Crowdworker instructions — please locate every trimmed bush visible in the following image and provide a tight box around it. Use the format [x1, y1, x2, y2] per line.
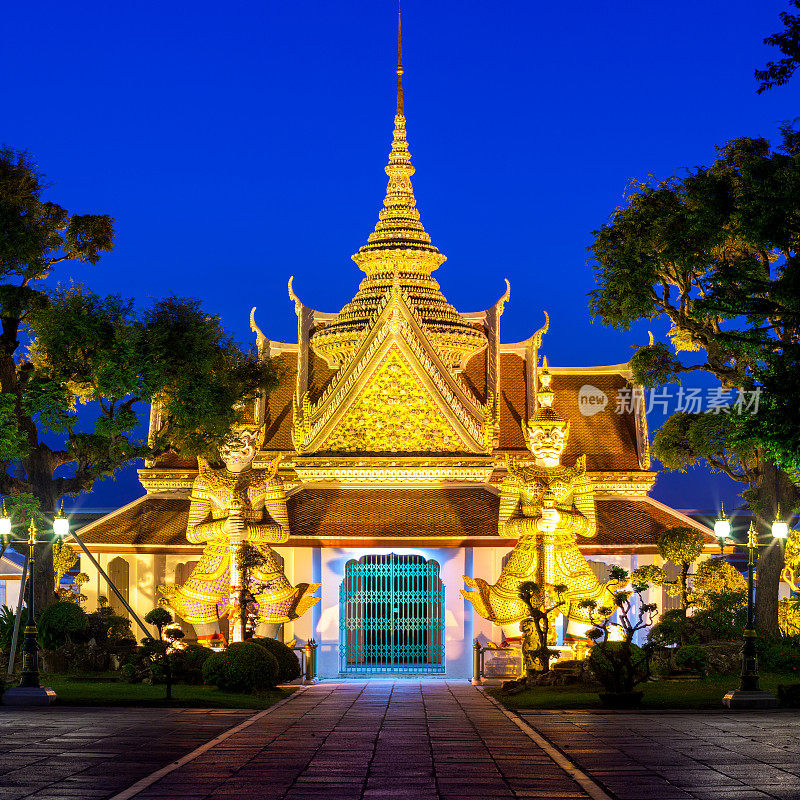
[589, 641, 649, 693]
[673, 644, 709, 675]
[171, 644, 213, 684]
[37, 601, 89, 650]
[201, 641, 279, 693]
[201, 652, 229, 688]
[250, 637, 301, 683]
[647, 609, 688, 648]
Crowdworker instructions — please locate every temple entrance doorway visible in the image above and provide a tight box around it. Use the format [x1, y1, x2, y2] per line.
[339, 553, 445, 674]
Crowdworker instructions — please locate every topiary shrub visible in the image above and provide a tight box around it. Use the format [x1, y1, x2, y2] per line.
[647, 609, 688, 648]
[171, 644, 213, 684]
[250, 637, 301, 683]
[589, 641, 649, 694]
[37, 601, 89, 650]
[201, 641, 279, 693]
[86, 606, 135, 650]
[201, 652, 229, 688]
[673, 644, 709, 675]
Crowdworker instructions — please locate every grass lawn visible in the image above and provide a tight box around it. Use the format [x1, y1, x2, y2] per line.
[14, 674, 295, 709]
[489, 672, 798, 710]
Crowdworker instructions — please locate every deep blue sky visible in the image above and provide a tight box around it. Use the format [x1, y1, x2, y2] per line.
[3, 0, 794, 512]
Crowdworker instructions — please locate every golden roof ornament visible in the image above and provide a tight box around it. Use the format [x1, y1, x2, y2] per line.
[310, 4, 486, 369]
[524, 356, 570, 448]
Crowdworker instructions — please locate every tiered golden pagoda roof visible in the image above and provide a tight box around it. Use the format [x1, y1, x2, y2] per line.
[310, 10, 486, 369]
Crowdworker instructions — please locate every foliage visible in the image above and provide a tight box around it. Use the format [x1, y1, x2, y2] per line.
[652, 413, 758, 483]
[779, 599, 800, 636]
[657, 527, 705, 566]
[632, 528, 706, 617]
[692, 559, 747, 610]
[0, 146, 276, 622]
[673, 644, 709, 675]
[36, 601, 88, 650]
[52, 539, 77, 589]
[588, 127, 800, 633]
[647, 609, 688, 648]
[755, 0, 800, 92]
[756, 631, 800, 673]
[86, 604, 134, 648]
[588, 642, 649, 694]
[250, 637, 301, 683]
[144, 607, 173, 637]
[0, 604, 23, 650]
[201, 641, 279, 693]
[648, 590, 747, 648]
[170, 643, 213, 685]
[201, 652, 229, 689]
[517, 581, 567, 674]
[580, 566, 656, 694]
[691, 592, 747, 641]
[235, 542, 267, 638]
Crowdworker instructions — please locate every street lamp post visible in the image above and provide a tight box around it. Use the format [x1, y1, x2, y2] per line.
[1, 506, 70, 706]
[715, 508, 782, 709]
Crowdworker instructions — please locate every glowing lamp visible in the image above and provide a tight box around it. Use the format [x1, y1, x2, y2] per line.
[772, 519, 789, 540]
[714, 516, 731, 540]
[53, 505, 69, 538]
[0, 503, 10, 539]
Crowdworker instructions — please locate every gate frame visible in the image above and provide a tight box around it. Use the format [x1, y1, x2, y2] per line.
[338, 552, 446, 675]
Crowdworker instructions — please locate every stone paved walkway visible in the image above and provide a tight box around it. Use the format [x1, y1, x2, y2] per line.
[132, 682, 592, 800]
[0, 706, 253, 800]
[519, 710, 800, 800]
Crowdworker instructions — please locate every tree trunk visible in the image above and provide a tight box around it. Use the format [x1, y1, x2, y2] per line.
[754, 458, 795, 635]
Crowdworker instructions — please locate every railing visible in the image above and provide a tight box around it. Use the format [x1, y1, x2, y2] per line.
[472, 639, 495, 685]
[472, 638, 526, 685]
[291, 639, 318, 684]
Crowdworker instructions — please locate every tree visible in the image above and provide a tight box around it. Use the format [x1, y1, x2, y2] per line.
[517, 581, 567, 675]
[1, 147, 276, 615]
[692, 558, 747, 610]
[755, 0, 800, 93]
[52, 539, 78, 591]
[580, 566, 657, 699]
[589, 127, 800, 634]
[144, 607, 183, 701]
[235, 542, 268, 640]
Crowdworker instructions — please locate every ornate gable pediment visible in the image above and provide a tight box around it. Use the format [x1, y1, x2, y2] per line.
[294, 286, 490, 454]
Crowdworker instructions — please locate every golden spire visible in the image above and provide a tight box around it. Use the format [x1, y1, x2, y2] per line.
[310, 5, 487, 368]
[351, 2, 445, 276]
[396, 2, 404, 116]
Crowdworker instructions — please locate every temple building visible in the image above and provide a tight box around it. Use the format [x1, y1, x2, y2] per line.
[75, 18, 715, 678]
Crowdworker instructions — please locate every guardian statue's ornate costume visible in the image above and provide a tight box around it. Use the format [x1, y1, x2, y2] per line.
[160, 429, 319, 645]
[462, 359, 614, 645]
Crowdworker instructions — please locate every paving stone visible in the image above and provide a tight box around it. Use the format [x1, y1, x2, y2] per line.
[519, 707, 800, 800]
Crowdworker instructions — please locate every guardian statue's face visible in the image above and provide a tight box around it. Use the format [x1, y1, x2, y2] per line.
[219, 432, 257, 473]
[527, 424, 567, 467]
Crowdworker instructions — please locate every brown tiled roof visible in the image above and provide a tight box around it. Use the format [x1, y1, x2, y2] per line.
[76, 492, 713, 553]
[287, 487, 499, 539]
[590, 498, 715, 551]
[467, 351, 641, 468]
[77, 498, 190, 547]
[262, 351, 336, 451]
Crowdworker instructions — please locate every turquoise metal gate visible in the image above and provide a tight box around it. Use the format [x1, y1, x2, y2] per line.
[339, 553, 445, 674]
